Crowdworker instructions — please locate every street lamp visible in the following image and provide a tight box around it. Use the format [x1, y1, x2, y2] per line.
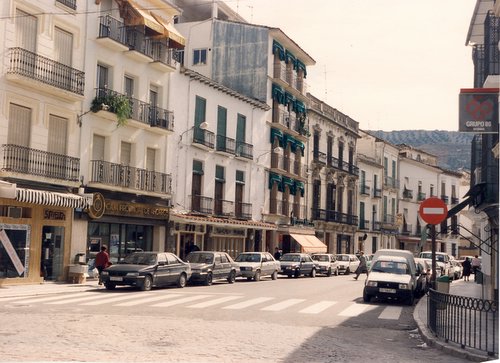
[179, 121, 208, 143]
[256, 146, 283, 163]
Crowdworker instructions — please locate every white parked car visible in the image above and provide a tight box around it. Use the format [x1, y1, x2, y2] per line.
[235, 252, 280, 281]
[335, 254, 360, 275]
[419, 251, 453, 279]
[311, 253, 340, 276]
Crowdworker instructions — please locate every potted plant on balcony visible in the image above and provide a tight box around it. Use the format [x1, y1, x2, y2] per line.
[91, 92, 132, 127]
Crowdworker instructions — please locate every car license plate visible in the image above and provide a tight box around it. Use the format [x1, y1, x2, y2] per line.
[110, 276, 123, 281]
[379, 288, 396, 294]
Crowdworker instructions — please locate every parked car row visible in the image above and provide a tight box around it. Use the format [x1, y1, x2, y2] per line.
[101, 251, 349, 291]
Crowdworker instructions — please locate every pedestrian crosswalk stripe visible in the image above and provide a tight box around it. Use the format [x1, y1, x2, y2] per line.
[115, 294, 184, 307]
[223, 297, 275, 310]
[12, 292, 100, 305]
[299, 301, 337, 314]
[81, 292, 149, 306]
[260, 298, 305, 311]
[152, 294, 211, 307]
[378, 306, 403, 320]
[188, 295, 242, 308]
[338, 303, 377, 317]
[46, 293, 105, 305]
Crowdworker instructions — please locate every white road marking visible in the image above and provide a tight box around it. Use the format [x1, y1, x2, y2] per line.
[299, 301, 338, 314]
[11, 292, 99, 304]
[80, 292, 150, 306]
[338, 303, 377, 317]
[223, 297, 275, 310]
[260, 299, 305, 311]
[188, 295, 242, 308]
[152, 294, 211, 307]
[115, 294, 184, 307]
[46, 293, 109, 305]
[378, 306, 403, 320]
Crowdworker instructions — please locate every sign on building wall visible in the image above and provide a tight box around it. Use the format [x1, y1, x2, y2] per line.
[458, 88, 499, 133]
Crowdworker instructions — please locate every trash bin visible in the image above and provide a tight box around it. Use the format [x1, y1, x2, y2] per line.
[74, 253, 86, 265]
[435, 275, 450, 294]
[475, 269, 483, 284]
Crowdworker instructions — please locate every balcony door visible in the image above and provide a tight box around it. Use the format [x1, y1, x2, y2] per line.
[191, 161, 203, 212]
[7, 104, 31, 173]
[214, 166, 225, 216]
[48, 115, 68, 178]
[16, 9, 37, 52]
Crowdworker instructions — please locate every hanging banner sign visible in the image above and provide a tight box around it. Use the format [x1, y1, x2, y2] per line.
[0, 229, 25, 276]
[458, 88, 499, 133]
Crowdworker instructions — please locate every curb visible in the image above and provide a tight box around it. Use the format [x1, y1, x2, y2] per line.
[413, 295, 493, 362]
[0, 282, 100, 299]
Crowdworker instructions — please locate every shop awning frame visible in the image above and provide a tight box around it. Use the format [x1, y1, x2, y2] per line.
[126, 0, 164, 34]
[151, 13, 186, 48]
[16, 188, 93, 209]
[290, 233, 327, 253]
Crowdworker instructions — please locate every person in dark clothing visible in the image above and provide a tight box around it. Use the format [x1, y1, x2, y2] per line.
[354, 251, 368, 280]
[462, 257, 472, 281]
[274, 247, 282, 261]
[95, 245, 111, 285]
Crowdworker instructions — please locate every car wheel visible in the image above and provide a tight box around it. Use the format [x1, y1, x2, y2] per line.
[287, 274, 292, 278]
[294, 269, 300, 278]
[345, 267, 350, 275]
[326, 268, 332, 277]
[254, 270, 261, 282]
[177, 273, 187, 288]
[227, 270, 236, 284]
[204, 272, 213, 286]
[104, 282, 116, 290]
[363, 291, 371, 303]
[271, 271, 278, 280]
[141, 275, 152, 291]
[310, 268, 316, 278]
[247, 277, 253, 281]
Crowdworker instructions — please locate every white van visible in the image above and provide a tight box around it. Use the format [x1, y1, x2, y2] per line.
[363, 249, 419, 305]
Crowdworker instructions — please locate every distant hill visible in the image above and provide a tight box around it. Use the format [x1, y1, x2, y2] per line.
[369, 130, 473, 170]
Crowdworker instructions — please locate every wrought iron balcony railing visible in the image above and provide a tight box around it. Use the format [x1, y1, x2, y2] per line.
[98, 15, 127, 44]
[383, 214, 395, 224]
[190, 195, 213, 214]
[56, 0, 76, 10]
[214, 199, 234, 217]
[359, 220, 370, 230]
[384, 175, 399, 189]
[235, 141, 253, 160]
[451, 196, 459, 204]
[403, 189, 414, 200]
[1, 144, 80, 182]
[441, 195, 449, 203]
[311, 208, 358, 226]
[373, 188, 382, 198]
[235, 201, 252, 220]
[360, 185, 371, 195]
[8, 47, 85, 95]
[125, 27, 153, 58]
[402, 224, 412, 235]
[372, 221, 382, 231]
[216, 135, 236, 154]
[193, 128, 215, 149]
[90, 160, 172, 194]
[151, 41, 178, 68]
[313, 151, 327, 165]
[417, 192, 426, 201]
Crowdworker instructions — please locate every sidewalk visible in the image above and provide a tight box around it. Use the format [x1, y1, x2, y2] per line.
[0, 279, 100, 298]
[414, 279, 495, 362]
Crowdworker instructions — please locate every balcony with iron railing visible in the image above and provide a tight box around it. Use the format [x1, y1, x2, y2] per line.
[401, 224, 412, 235]
[150, 42, 179, 71]
[286, 68, 298, 89]
[372, 221, 382, 231]
[1, 144, 80, 182]
[235, 201, 252, 220]
[313, 150, 327, 165]
[216, 135, 236, 154]
[125, 27, 154, 60]
[193, 128, 215, 150]
[56, 0, 76, 10]
[190, 195, 213, 214]
[235, 141, 253, 160]
[384, 175, 399, 189]
[311, 208, 358, 226]
[360, 184, 371, 196]
[373, 188, 382, 198]
[214, 199, 234, 218]
[359, 219, 370, 230]
[93, 88, 174, 131]
[90, 160, 172, 194]
[291, 203, 307, 220]
[441, 195, 449, 204]
[7, 47, 85, 98]
[402, 189, 414, 200]
[273, 61, 288, 83]
[270, 198, 291, 216]
[417, 192, 426, 201]
[451, 196, 459, 204]
[383, 214, 395, 224]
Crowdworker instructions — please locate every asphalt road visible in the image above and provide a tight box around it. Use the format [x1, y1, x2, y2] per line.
[0, 274, 470, 362]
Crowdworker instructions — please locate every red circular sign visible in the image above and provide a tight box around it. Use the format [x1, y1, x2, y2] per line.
[419, 197, 448, 225]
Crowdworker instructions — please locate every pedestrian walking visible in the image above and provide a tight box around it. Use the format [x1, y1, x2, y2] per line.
[354, 251, 367, 280]
[95, 245, 111, 285]
[462, 257, 472, 281]
[471, 255, 481, 274]
[274, 247, 282, 261]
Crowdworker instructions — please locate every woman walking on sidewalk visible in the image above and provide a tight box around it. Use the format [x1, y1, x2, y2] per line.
[462, 257, 472, 281]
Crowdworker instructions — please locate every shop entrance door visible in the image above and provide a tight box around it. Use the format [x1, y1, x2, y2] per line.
[41, 226, 65, 280]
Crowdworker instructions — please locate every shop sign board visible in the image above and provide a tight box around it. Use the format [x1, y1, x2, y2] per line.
[458, 88, 499, 133]
[0, 229, 25, 276]
[419, 197, 448, 225]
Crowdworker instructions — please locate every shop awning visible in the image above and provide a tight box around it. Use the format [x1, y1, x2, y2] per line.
[16, 188, 93, 209]
[127, 0, 164, 34]
[151, 13, 186, 48]
[290, 234, 327, 253]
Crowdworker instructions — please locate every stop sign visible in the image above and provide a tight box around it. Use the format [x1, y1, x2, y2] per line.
[419, 197, 448, 225]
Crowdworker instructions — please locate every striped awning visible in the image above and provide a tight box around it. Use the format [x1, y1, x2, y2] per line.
[16, 188, 93, 209]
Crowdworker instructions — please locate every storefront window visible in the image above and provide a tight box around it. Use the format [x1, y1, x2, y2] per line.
[0, 224, 30, 278]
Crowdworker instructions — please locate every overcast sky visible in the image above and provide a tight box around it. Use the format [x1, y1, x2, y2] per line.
[225, 0, 477, 131]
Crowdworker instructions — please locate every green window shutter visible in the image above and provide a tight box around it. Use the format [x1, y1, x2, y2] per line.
[294, 180, 305, 197]
[236, 114, 246, 144]
[296, 59, 307, 77]
[193, 160, 203, 175]
[360, 202, 365, 220]
[283, 134, 296, 151]
[217, 106, 227, 136]
[295, 140, 305, 156]
[272, 84, 285, 105]
[194, 96, 206, 128]
[236, 170, 245, 184]
[285, 50, 296, 67]
[272, 40, 285, 61]
[215, 165, 225, 182]
[270, 128, 284, 146]
[268, 173, 282, 191]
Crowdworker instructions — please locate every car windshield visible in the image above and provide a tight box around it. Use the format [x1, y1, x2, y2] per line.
[337, 255, 349, 261]
[122, 253, 157, 265]
[186, 253, 214, 264]
[235, 253, 261, 263]
[281, 254, 300, 262]
[371, 260, 409, 275]
[312, 255, 329, 262]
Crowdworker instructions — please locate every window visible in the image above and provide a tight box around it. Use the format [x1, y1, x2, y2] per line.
[16, 9, 37, 51]
[236, 114, 246, 145]
[146, 148, 156, 171]
[194, 96, 206, 128]
[121, 142, 131, 165]
[54, 27, 73, 67]
[430, 184, 435, 197]
[8, 103, 31, 147]
[193, 48, 207, 65]
[92, 134, 105, 160]
[124, 76, 134, 97]
[97, 64, 109, 89]
[48, 115, 68, 155]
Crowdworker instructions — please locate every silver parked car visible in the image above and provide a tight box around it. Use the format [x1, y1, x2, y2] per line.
[311, 253, 340, 276]
[235, 252, 280, 281]
[336, 254, 360, 275]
